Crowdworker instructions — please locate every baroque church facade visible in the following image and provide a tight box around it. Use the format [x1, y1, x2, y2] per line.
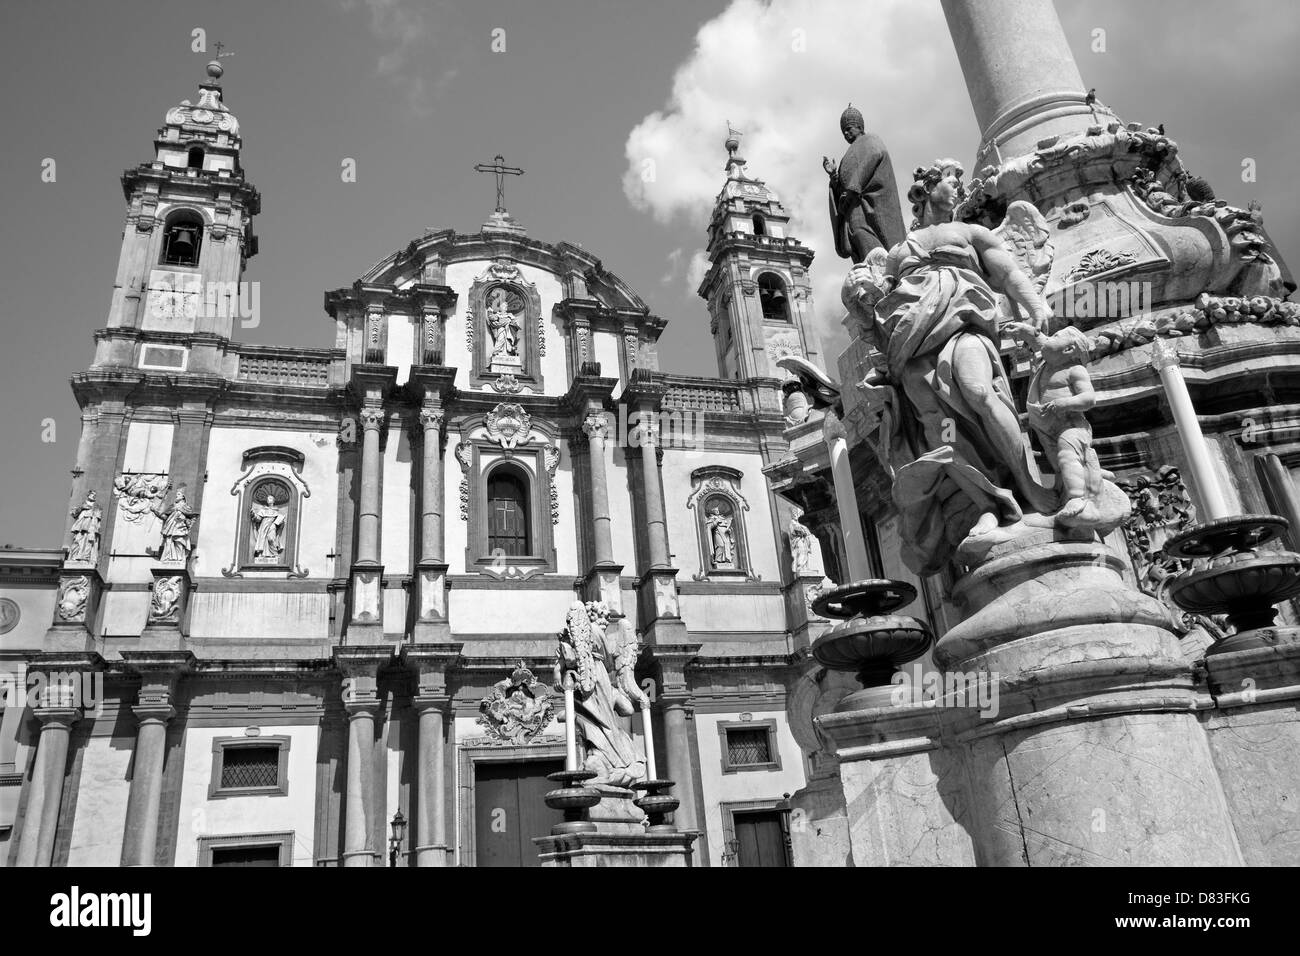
[0, 60, 839, 867]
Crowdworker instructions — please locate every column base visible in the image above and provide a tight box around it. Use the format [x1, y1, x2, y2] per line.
[414, 844, 452, 867]
[636, 567, 681, 624]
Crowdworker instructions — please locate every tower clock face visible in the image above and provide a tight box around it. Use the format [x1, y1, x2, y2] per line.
[148, 290, 183, 319]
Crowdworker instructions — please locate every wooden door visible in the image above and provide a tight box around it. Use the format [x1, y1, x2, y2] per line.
[733, 810, 790, 867]
[474, 759, 565, 866]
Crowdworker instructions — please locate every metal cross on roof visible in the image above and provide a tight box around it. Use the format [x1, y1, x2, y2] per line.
[473, 154, 524, 213]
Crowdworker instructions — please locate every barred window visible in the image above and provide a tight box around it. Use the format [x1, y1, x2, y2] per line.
[726, 728, 772, 766]
[210, 737, 290, 798]
[221, 746, 279, 789]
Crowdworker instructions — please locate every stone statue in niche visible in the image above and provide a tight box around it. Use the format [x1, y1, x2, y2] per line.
[67, 491, 103, 564]
[485, 286, 523, 371]
[249, 481, 289, 563]
[554, 601, 647, 789]
[705, 499, 737, 568]
[155, 485, 197, 564]
[789, 508, 814, 572]
[477, 662, 554, 743]
[842, 159, 1127, 576]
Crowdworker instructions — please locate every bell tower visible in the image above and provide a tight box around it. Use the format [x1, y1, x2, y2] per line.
[98, 56, 260, 368]
[696, 128, 822, 381]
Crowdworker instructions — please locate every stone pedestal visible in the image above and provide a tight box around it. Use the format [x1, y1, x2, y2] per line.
[46, 567, 103, 651]
[1201, 630, 1300, 866]
[139, 566, 192, 650]
[580, 562, 623, 613]
[812, 532, 1245, 866]
[348, 563, 385, 643]
[939, 532, 1241, 866]
[412, 561, 450, 642]
[533, 830, 698, 867]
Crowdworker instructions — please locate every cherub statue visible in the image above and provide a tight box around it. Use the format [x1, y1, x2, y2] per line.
[554, 601, 648, 789]
[1005, 323, 1113, 527]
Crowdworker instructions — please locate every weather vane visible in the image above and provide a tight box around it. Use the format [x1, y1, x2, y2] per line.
[473, 154, 525, 213]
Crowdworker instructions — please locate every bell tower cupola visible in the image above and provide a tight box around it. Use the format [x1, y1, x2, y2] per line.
[104, 56, 261, 355]
[696, 127, 823, 382]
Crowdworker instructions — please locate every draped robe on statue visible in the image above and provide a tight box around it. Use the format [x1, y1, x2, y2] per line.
[560, 614, 645, 789]
[865, 239, 1055, 574]
[829, 132, 906, 260]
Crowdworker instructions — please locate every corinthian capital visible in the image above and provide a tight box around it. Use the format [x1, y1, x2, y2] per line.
[418, 407, 445, 431]
[359, 406, 385, 432]
[582, 411, 610, 442]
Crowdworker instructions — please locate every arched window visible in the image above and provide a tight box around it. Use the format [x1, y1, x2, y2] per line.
[161, 211, 203, 267]
[187, 146, 205, 170]
[752, 214, 766, 236]
[758, 273, 790, 322]
[487, 466, 530, 557]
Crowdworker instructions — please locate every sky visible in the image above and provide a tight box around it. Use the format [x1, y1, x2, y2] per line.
[1, 0, 1297, 548]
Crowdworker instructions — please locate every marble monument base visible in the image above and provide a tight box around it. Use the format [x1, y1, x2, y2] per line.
[811, 529, 1245, 866]
[533, 785, 696, 866]
[533, 829, 698, 867]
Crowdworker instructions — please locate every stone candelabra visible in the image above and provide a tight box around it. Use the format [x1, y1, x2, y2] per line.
[1165, 513, 1300, 655]
[808, 579, 932, 711]
[543, 769, 601, 835]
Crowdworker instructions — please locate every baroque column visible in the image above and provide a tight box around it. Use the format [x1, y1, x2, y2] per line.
[413, 406, 450, 641]
[15, 700, 81, 866]
[580, 408, 623, 611]
[119, 651, 193, 866]
[404, 643, 461, 867]
[334, 648, 387, 868]
[650, 646, 702, 844]
[348, 401, 387, 642]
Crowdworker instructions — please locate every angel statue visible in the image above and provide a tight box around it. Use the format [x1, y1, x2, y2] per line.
[554, 601, 648, 789]
[841, 159, 1126, 575]
[485, 288, 521, 358]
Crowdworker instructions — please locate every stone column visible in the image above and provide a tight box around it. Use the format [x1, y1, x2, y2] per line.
[1151, 340, 1232, 520]
[414, 407, 450, 639]
[119, 651, 192, 867]
[581, 409, 622, 610]
[419, 408, 445, 565]
[823, 413, 873, 580]
[941, 0, 1099, 165]
[343, 701, 378, 867]
[636, 415, 671, 570]
[356, 404, 385, 566]
[653, 646, 701, 841]
[414, 700, 449, 866]
[15, 705, 79, 867]
[349, 403, 386, 640]
[404, 642, 460, 867]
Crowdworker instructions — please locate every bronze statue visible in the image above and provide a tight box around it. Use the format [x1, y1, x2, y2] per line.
[824, 104, 905, 262]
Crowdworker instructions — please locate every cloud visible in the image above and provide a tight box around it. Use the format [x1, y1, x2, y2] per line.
[343, 0, 458, 116]
[623, 0, 979, 364]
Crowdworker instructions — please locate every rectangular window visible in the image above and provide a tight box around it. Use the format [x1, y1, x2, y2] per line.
[718, 719, 781, 774]
[209, 737, 290, 799]
[727, 728, 771, 765]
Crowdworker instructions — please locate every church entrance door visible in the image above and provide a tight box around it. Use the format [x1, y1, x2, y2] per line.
[473, 758, 565, 866]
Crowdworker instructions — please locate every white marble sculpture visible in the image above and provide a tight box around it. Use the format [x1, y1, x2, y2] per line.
[67, 491, 103, 564]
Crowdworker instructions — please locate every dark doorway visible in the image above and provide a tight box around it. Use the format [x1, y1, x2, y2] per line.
[473, 759, 565, 866]
[732, 810, 791, 867]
